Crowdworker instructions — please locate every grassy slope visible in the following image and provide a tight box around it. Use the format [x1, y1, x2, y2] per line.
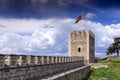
[87, 60, 120, 80]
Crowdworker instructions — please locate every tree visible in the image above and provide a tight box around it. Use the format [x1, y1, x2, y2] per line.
[107, 37, 120, 56]
[106, 46, 115, 55]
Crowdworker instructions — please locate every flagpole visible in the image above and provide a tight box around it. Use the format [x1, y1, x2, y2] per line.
[82, 11, 84, 30]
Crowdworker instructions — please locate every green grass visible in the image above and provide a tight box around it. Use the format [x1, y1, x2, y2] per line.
[87, 60, 120, 80]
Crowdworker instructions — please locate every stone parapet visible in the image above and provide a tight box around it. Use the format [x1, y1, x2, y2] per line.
[0, 60, 86, 80]
[0, 54, 84, 68]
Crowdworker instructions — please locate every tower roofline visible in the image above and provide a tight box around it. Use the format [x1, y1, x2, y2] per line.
[70, 30, 94, 37]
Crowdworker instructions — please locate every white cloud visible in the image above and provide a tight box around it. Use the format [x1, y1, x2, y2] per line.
[0, 18, 120, 58]
[110, 24, 120, 29]
[0, 18, 57, 33]
[85, 13, 96, 19]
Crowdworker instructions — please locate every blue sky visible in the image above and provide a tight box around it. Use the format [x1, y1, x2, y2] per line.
[0, 0, 120, 23]
[0, 0, 120, 58]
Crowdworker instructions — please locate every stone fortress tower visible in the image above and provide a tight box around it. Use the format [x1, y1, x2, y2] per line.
[69, 30, 95, 63]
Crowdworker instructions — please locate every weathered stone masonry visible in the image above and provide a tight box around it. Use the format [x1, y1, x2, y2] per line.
[69, 30, 95, 63]
[0, 54, 88, 80]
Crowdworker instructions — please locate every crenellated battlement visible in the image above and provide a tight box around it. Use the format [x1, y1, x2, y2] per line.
[0, 54, 89, 80]
[70, 30, 87, 37]
[0, 54, 84, 68]
[70, 30, 95, 38]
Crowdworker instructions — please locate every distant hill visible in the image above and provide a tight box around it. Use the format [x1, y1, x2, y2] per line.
[106, 56, 120, 61]
[95, 56, 120, 62]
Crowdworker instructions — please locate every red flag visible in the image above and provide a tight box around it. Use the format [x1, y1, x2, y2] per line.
[75, 15, 83, 24]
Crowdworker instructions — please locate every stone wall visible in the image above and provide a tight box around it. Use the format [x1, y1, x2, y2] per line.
[0, 56, 88, 80]
[0, 54, 88, 80]
[47, 65, 90, 80]
[0, 62, 89, 80]
[0, 54, 4, 68]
